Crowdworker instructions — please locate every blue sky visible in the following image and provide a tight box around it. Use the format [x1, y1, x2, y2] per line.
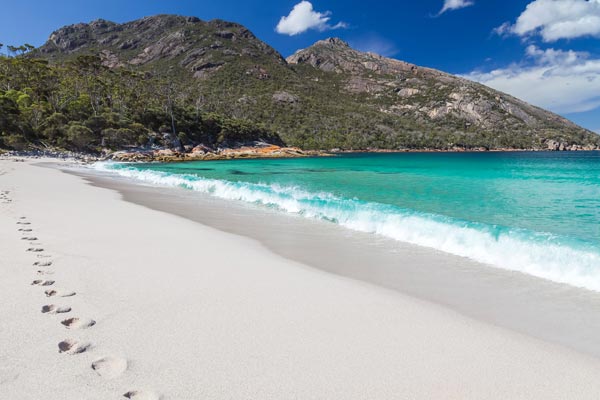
[1, 0, 599, 132]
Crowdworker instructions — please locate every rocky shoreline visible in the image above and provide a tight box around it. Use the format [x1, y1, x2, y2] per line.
[331, 138, 599, 154]
[0, 144, 330, 163]
[2, 140, 598, 164]
[107, 144, 329, 162]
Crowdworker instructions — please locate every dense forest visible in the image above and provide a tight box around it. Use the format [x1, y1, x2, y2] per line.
[0, 45, 281, 153]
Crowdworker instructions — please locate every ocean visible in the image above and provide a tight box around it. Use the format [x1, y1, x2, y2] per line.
[96, 151, 600, 291]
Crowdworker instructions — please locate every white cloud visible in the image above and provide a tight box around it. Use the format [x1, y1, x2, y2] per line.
[525, 45, 589, 65]
[495, 0, 600, 42]
[492, 22, 512, 36]
[276, 1, 347, 36]
[438, 0, 475, 15]
[464, 46, 600, 114]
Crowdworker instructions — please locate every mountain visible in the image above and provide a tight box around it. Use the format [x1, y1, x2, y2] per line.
[38, 15, 286, 75]
[9, 15, 600, 151]
[287, 39, 584, 141]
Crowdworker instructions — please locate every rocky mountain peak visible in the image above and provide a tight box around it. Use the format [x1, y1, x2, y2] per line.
[287, 38, 418, 76]
[88, 19, 117, 30]
[314, 37, 350, 48]
[38, 14, 286, 74]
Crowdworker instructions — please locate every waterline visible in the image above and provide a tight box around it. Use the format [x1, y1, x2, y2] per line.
[94, 161, 600, 292]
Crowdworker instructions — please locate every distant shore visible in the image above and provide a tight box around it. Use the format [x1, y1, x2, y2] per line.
[3, 157, 600, 399]
[2, 143, 599, 164]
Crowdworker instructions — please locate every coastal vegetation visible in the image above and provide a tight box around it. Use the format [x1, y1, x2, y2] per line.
[1, 15, 599, 153]
[0, 47, 281, 153]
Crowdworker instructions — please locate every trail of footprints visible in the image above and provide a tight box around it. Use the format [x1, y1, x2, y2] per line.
[19, 216, 159, 399]
[0, 190, 11, 204]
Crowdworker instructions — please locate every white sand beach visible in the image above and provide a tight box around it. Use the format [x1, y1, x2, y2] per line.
[3, 157, 600, 400]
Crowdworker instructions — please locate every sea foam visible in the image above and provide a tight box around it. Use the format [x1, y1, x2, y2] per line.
[94, 162, 600, 292]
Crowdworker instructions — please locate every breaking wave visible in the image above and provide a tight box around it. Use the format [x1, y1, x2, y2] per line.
[94, 162, 600, 292]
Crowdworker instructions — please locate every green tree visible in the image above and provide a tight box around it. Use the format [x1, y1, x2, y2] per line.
[66, 124, 96, 150]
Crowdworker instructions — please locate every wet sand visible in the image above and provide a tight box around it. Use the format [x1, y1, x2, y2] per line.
[78, 165, 600, 359]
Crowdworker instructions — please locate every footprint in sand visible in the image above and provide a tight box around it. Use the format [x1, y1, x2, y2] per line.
[45, 289, 76, 297]
[61, 317, 96, 329]
[31, 280, 55, 286]
[91, 356, 128, 379]
[58, 339, 91, 355]
[41, 305, 71, 314]
[123, 391, 161, 400]
[37, 270, 54, 275]
[26, 247, 43, 252]
[33, 261, 52, 267]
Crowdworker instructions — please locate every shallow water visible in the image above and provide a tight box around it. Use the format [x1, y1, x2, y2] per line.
[97, 151, 600, 291]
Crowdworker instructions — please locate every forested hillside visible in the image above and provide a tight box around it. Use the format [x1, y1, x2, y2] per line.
[0, 46, 281, 152]
[1, 15, 598, 153]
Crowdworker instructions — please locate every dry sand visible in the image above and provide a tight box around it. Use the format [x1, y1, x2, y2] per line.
[2, 157, 600, 399]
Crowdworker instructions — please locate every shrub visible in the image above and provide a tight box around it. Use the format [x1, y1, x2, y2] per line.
[66, 124, 96, 150]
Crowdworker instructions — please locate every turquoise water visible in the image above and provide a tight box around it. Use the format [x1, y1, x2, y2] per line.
[97, 151, 600, 291]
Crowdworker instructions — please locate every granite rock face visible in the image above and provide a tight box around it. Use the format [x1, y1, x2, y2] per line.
[39, 15, 285, 74]
[287, 38, 587, 134]
[108, 144, 326, 162]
